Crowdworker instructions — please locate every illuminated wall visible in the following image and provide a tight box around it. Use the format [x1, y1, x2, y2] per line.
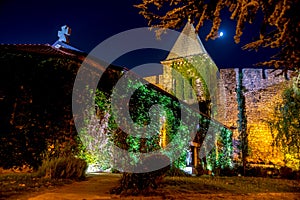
[219, 68, 292, 166]
[144, 65, 294, 167]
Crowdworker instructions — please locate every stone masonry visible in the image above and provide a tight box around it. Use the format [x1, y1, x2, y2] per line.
[219, 68, 291, 165]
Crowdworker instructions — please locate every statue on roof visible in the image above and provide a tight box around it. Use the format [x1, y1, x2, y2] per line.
[58, 25, 71, 43]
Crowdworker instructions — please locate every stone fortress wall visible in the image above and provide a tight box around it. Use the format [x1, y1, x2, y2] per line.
[218, 68, 292, 165]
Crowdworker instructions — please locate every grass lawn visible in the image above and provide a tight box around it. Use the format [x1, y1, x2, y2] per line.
[0, 173, 73, 199]
[161, 175, 300, 195]
[0, 173, 299, 199]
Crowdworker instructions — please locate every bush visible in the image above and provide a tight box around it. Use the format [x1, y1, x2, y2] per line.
[279, 166, 295, 179]
[293, 170, 300, 180]
[36, 156, 87, 180]
[110, 168, 121, 173]
[218, 167, 236, 176]
[242, 166, 280, 178]
[166, 167, 191, 177]
[246, 167, 263, 177]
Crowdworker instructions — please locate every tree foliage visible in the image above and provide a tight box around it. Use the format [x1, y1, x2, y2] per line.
[268, 82, 300, 169]
[135, 0, 300, 71]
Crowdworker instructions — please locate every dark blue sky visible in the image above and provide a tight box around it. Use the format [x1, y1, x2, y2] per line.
[0, 0, 277, 68]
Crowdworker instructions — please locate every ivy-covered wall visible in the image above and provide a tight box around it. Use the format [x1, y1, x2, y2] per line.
[73, 61, 233, 172]
[0, 50, 81, 168]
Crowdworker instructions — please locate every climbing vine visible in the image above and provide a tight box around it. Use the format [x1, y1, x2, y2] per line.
[206, 126, 233, 172]
[236, 68, 248, 175]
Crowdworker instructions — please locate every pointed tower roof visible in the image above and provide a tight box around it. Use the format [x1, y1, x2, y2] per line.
[165, 22, 207, 61]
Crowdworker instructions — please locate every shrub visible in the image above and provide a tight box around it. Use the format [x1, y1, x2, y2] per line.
[110, 168, 121, 173]
[243, 166, 280, 177]
[279, 166, 294, 179]
[247, 167, 263, 177]
[219, 167, 236, 176]
[166, 167, 191, 177]
[36, 156, 87, 180]
[293, 170, 300, 180]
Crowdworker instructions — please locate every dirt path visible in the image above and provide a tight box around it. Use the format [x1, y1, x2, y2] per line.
[10, 174, 300, 200]
[12, 173, 122, 200]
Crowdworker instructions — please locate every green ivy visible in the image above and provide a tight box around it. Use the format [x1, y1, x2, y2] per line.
[236, 68, 248, 174]
[81, 63, 233, 172]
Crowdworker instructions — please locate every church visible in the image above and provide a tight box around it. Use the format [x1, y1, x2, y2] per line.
[144, 22, 296, 170]
[0, 24, 297, 172]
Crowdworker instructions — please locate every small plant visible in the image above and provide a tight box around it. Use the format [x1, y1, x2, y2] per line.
[36, 156, 87, 180]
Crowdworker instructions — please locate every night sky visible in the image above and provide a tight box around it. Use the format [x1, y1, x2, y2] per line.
[0, 0, 278, 69]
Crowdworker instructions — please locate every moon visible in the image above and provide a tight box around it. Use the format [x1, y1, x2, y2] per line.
[219, 31, 224, 37]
